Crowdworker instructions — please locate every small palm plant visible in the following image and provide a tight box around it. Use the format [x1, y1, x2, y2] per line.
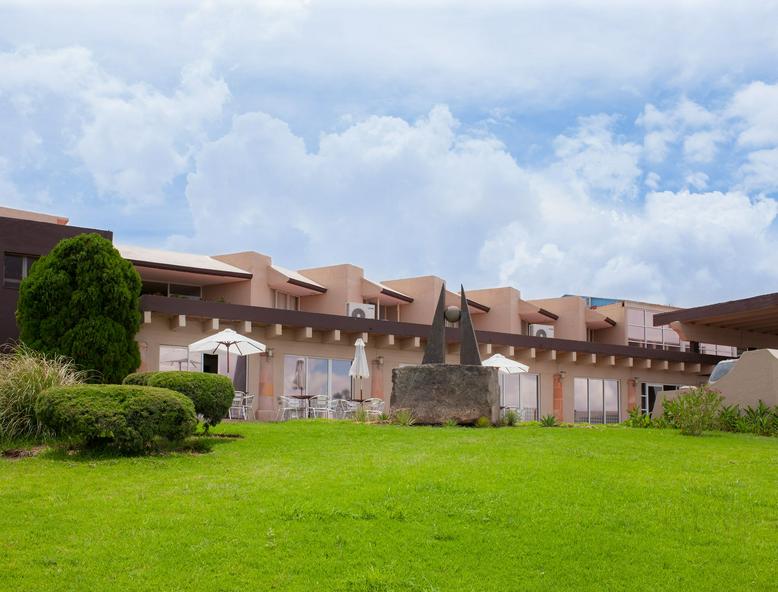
[502, 409, 520, 427]
[540, 414, 559, 427]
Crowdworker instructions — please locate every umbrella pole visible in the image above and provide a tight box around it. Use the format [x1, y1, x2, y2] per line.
[226, 344, 231, 373]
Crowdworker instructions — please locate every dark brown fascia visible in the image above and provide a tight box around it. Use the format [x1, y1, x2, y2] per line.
[379, 287, 414, 303]
[538, 307, 560, 321]
[466, 299, 491, 313]
[653, 292, 778, 326]
[140, 294, 724, 364]
[604, 316, 617, 327]
[287, 277, 327, 294]
[130, 259, 253, 280]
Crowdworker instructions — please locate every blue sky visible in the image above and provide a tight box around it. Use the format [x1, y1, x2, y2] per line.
[1, 0, 777, 306]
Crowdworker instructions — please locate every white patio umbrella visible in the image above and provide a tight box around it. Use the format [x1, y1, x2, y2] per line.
[482, 353, 529, 374]
[349, 338, 370, 402]
[188, 328, 266, 372]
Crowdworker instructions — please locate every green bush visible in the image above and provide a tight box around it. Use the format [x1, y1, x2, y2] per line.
[0, 345, 85, 441]
[717, 404, 742, 432]
[474, 416, 491, 428]
[138, 371, 234, 430]
[16, 233, 142, 384]
[502, 409, 520, 427]
[122, 372, 155, 386]
[442, 418, 459, 428]
[539, 414, 559, 427]
[742, 401, 776, 436]
[662, 386, 723, 436]
[36, 384, 196, 453]
[624, 407, 653, 428]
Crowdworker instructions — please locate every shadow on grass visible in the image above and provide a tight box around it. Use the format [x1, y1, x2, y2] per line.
[39, 434, 239, 462]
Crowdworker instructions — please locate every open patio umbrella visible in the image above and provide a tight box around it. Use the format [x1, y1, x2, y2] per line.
[349, 338, 370, 402]
[482, 353, 529, 374]
[188, 328, 266, 372]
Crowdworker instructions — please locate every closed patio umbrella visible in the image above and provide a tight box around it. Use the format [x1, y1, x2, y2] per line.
[188, 328, 266, 372]
[349, 338, 370, 402]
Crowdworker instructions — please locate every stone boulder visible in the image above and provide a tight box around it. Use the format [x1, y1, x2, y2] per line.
[390, 364, 500, 425]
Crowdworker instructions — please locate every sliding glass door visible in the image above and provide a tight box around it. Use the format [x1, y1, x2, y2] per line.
[574, 378, 620, 424]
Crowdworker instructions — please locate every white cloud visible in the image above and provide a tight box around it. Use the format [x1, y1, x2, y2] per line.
[482, 188, 778, 304]
[0, 48, 229, 205]
[729, 81, 778, 147]
[739, 148, 778, 192]
[685, 171, 709, 190]
[683, 130, 724, 163]
[177, 104, 778, 306]
[550, 115, 642, 200]
[645, 172, 661, 190]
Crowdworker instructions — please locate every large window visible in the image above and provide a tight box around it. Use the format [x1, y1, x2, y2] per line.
[159, 345, 201, 371]
[574, 378, 620, 424]
[283, 355, 352, 400]
[3, 253, 38, 288]
[501, 373, 540, 421]
[142, 281, 202, 300]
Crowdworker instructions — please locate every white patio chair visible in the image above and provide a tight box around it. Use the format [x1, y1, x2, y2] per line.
[330, 398, 355, 419]
[242, 394, 255, 420]
[278, 395, 303, 421]
[363, 397, 384, 420]
[228, 391, 246, 420]
[309, 395, 330, 419]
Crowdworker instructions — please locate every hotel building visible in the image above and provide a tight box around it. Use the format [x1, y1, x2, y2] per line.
[2, 207, 759, 422]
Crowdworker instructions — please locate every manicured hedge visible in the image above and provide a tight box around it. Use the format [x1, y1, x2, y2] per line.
[36, 385, 197, 453]
[123, 371, 234, 429]
[122, 371, 155, 386]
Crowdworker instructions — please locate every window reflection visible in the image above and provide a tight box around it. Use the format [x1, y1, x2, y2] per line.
[283, 355, 353, 400]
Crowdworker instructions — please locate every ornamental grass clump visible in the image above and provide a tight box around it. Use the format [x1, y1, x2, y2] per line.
[0, 345, 85, 442]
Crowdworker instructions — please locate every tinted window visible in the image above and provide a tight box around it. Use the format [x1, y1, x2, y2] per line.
[4, 254, 23, 284]
[709, 359, 737, 383]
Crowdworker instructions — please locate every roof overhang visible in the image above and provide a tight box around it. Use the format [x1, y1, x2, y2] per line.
[586, 308, 617, 330]
[654, 292, 778, 349]
[446, 290, 490, 314]
[267, 264, 327, 296]
[118, 245, 253, 285]
[518, 299, 559, 323]
[362, 278, 414, 304]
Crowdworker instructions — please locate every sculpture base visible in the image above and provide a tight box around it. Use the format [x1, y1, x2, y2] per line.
[390, 364, 500, 425]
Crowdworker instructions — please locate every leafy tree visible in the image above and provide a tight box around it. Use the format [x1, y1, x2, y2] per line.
[16, 233, 142, 383]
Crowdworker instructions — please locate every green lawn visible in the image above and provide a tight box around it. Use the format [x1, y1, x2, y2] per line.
[2, 422, 777, 591]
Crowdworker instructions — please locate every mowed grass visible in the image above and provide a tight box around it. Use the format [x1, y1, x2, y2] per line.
[1, 423, 777, 591]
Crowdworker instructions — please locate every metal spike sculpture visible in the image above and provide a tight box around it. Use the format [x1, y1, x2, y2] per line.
[458, 285, 482, 365]
[421, 284, 448, 364]
[421, 284, 482, 366]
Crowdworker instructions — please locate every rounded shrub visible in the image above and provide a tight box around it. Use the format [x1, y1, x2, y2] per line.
[16, 233, 142, 384]
[122, 371, 155, 386]
[140, 371, 234, 429]
[36, 384, 196, 453]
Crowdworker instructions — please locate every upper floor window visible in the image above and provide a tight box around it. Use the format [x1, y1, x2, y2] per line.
[141, 281, 202, 300]
[273, 289, 299, 311]
[3, 253, 38, 289]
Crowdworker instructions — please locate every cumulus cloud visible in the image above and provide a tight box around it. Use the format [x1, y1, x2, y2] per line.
[175, 105, 778, 306]
[0, 47, 229, 205]
[728, 81, 778, 147]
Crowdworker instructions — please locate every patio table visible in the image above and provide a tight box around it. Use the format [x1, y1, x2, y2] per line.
[290, 394, 317, 418]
